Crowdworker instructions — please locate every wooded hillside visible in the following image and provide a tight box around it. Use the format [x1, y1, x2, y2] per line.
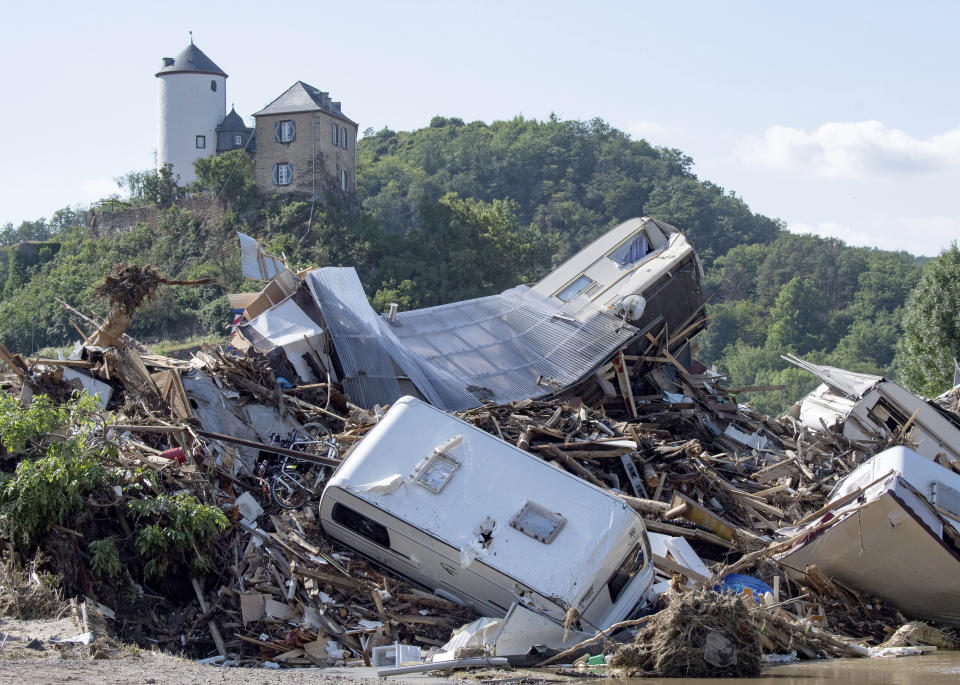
[0, 115, 935, 413]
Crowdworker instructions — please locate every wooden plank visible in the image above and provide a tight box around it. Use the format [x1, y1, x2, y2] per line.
[29, 358, 92, 368]
[652, 552, 708, 585]
[669, 491, 736, 541]
[612, 350, 637, 418]
[191, 578, 228, 659]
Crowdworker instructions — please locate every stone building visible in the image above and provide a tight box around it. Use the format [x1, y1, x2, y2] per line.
[157, 41, 353, 196]
[252, 82, 358, 195]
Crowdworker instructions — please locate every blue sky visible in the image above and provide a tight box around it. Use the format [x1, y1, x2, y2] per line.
[1, 1, 957, 255]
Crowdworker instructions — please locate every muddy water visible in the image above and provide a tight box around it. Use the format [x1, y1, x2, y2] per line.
[617, 652, 960, 684]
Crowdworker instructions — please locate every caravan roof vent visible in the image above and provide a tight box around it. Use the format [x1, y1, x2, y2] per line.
[413, 452, 461, 493]
[509, 501, 566, 544]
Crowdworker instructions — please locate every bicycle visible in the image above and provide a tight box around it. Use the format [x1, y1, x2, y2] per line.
[258, 423, 338, 509]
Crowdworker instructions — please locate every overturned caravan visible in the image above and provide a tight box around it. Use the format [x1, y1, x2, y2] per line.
[319, 396, 656, 646]
[776, 446, 960, 626]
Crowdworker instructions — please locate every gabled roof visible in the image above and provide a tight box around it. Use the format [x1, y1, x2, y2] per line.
[217, 107, 248, 131]
[253, 81, 356, 125]
[156, 43, 227, 77]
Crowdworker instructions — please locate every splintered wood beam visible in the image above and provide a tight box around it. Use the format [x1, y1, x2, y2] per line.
[612, 350, 637, 418]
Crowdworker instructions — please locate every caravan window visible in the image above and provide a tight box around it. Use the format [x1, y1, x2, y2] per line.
[332, 503, 390, 548]
[867, 399, 909, 434]
[932, 481, 960, 518]
[607, 232, 650, 267]
[607, 541, 646, 603]
[555, 275, 595, 303]
[414, 452, 461, 493]
[509, 501, 566, 543]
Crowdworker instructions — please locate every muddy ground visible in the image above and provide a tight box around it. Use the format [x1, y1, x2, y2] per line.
[0, 616, 447, 685]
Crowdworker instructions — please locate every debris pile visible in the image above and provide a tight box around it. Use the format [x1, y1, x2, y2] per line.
[1, 225, 958, 674]
[611, 585, 762, 677]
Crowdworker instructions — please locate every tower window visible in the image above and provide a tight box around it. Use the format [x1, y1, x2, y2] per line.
[210, 80, 217, 92]
[276, 119, 296, 143]
[234, 134, 242, 147]
[273, 163, 292, 186]
[341, 169, 349, 191]
[195, 135, 206, 149]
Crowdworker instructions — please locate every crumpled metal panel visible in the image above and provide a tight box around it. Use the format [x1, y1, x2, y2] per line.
[304, 268, 402, 408]
[238, 232, 287, 281]
[389, 286, 640, 408]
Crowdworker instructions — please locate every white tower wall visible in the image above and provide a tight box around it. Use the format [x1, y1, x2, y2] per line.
[157, 72, 226, 185]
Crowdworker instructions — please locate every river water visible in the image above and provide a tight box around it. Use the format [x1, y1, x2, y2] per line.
[617, 652, 960, 684]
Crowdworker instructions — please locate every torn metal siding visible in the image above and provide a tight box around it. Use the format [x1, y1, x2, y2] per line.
[389, 286, 641, 407]
[782, 354, 883, 399]
[304, 268, 403, 408]
[238, 232, 287, 281]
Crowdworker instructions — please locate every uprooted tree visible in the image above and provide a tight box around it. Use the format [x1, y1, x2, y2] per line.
[86, 263, 215, 348]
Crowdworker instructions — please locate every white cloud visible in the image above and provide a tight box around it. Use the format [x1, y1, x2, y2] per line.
[735, 121, 960, 178]
[79, 179, 120, 202]
[788, 216, 960, 256]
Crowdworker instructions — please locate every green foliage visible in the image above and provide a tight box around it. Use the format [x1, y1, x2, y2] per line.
[116, 164, 185, 205]
[895, 243, 960, 396]
[0, 392, 97, 453]
[0, 432, 108, 549]
[89, 537, 122, 579]
[697, 300, 768, 362]
[396, 193, 557, 305]
[193, 150, 258, 208]
[357, 116, 779, 263]
[129, 493, 229, 580]
[766, 277, 828, 355]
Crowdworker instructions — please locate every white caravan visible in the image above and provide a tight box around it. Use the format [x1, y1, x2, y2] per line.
[530, 216, 704, 334]
[319, 396, 655, 634]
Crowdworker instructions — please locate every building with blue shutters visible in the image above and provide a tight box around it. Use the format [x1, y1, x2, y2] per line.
[252, 82, 358, 196]
[157, 40, 354, 195]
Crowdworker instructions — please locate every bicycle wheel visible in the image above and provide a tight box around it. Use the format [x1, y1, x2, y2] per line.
[270, 468, 313, 509]
[290, 422, 334, 459]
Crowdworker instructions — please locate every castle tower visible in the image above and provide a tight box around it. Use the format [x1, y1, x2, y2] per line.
[156, 39, 227, 185]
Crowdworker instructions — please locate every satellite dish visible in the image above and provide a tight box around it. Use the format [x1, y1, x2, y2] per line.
[617, 294, 646, 321]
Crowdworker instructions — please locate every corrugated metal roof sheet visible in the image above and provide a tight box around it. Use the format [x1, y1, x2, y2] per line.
[304, 268, 402, 408]
[389, 285, 639, 409]
[305, 270, 640, 411]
